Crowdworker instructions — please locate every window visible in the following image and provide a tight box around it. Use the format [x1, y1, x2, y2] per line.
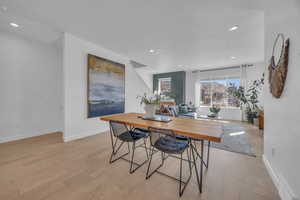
[158, 77, 171, 95]
[199, 78, 240, 108]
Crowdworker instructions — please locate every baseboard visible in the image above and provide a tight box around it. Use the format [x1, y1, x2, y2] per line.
[263, 155, 298, 200]
[0, 130, 62, 144]
[63, 129, 108, 142]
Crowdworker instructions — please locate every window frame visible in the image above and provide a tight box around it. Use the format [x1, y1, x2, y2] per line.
[199, 77, 240, 108]
[158, 77, 172, 95]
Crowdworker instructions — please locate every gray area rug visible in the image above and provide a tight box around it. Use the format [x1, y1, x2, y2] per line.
[209, 124, 256, 157]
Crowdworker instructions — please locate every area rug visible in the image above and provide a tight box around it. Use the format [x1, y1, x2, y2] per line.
[209, 124, 256, 157]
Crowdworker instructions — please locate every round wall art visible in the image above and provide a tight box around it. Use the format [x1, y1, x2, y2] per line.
[268, 33, 290, 98]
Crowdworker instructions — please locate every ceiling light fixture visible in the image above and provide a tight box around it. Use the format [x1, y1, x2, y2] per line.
[149, 49, 155, 53]
[231, 56, 236, 60]
[1, 5, 7, 12]
[229, 25, 239, 31]
[10, 22, 19, 28]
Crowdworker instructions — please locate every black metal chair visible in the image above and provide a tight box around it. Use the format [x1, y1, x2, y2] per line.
[109, 121, 149, 174]
[168, 108, 209, 170]
[146, 127, 192, 197]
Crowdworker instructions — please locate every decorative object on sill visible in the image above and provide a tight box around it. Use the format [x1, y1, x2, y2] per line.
[209, 104, 221, 118]
[228, 74, 264, 124]
[268, 33, 289, 98]
[137, 93, 161, 118]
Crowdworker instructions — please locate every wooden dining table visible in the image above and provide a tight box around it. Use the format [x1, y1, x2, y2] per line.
[100, 112, 223, 193]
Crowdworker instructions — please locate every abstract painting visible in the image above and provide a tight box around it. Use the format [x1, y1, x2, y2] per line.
[87, 54, 125, 118]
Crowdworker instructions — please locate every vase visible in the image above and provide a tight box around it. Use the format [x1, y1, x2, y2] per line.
[144, 104, 156, 118]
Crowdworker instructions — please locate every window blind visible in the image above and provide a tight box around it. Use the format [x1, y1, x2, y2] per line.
[192, 66, 242, 81]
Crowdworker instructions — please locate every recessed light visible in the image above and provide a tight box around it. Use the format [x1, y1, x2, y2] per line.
[149, 49, 155, 53]
[229, 25, 239, 31]
[10, 22, 19, 28]
[231, 56, 236, 59]
[1, 6, 7, 12]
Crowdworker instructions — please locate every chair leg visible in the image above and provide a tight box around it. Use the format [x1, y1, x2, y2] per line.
[179, 152, 183, 196]
[187, 148, 193, 175]
[145, 146, 192, 196]
[109, 139, 129, 164]
[178, 148, 192, 197]
[146, 146, 154, 179]
[161, 152, 165, 165]
[129, 141, 136, 173]
[143, 137, 149, 159]
[127, 141, 130, 152]
[109, 125, 130, 164]
[128, 140, 149, 174]
[146, 147, 163, 179]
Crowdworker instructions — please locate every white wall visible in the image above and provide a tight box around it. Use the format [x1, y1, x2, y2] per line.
[263, 0, 300, 199]
[135, 68, 153, 91]
[63, 33, 150, 142]
[0, 30, 63, 143]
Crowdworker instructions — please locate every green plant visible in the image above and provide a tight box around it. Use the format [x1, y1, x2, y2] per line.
[227, 73, 264, 123]
[209, 104, 221, 114]
[137, 93, 161, 105]
[165, 92, 176, 100]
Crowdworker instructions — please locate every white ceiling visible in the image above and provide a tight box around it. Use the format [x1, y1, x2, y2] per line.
[0, 0, 264, 73]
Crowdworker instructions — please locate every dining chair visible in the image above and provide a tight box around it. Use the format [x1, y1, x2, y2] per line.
[168, 106, 179, 117]
[109, 121, 149, 174]
[167, 109, 209, 169]
[146, 127, 192, 197]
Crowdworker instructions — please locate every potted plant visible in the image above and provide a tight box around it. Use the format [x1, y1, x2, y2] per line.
[137, 93, 161, 118]
[209, 104, 221, 118]
[227, 74, 264, 123]
[163, 92, 176, 101]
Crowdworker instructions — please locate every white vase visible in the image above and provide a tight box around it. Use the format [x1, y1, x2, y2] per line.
[144, 104, 156, 118]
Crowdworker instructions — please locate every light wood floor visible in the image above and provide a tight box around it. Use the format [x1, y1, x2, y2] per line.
[0, 121, 280, 200]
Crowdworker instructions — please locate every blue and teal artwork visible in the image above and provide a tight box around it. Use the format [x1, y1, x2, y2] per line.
[87, 54, 125, 118]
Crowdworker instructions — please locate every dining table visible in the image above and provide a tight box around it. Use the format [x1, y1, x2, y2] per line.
[100, 112, 223, 194]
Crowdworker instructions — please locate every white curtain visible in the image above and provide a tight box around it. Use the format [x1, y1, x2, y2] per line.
[240, 65, 248, 89]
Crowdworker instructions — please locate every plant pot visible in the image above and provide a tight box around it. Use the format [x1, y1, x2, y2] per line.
[258, 112, 264, 130]
[208, 112, 219, 118]
[144, 104, 156, 118]
[246, 113, 257, 124]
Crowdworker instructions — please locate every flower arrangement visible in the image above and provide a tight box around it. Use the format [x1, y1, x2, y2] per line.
[137, 93, 161, 105]
[137, 93, 161, 118]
